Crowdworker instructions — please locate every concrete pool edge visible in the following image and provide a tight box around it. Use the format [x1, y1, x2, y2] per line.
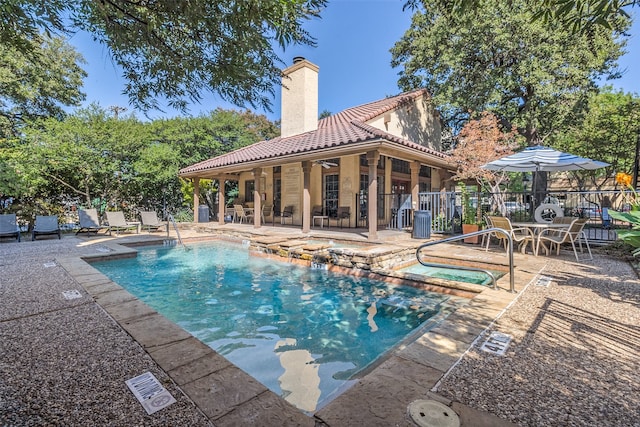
[57, 237, 544, 425]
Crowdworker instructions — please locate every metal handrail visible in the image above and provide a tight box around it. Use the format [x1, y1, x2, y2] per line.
[415, 228, 515, 293]
[167, 214, 185, 248]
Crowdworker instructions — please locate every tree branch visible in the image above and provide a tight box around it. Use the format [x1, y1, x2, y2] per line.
[43, 172, 90, 200]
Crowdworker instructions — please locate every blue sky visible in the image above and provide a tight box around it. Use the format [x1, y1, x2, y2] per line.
[69, 1, 640, 122]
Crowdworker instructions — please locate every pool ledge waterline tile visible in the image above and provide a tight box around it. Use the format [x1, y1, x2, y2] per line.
[180, 366, 270, 420]
[120, 313, 192, 351]
[149, 337, 215, 373]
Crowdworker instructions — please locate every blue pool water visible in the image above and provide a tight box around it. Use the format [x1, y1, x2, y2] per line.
[92, 241, 467, 412]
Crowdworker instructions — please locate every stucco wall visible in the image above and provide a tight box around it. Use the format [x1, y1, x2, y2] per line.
[367, 94, 441, 151]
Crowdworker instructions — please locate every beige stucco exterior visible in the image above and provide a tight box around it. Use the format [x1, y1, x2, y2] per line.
[366, 95, 442, 152]
[281, 59, 319, 138]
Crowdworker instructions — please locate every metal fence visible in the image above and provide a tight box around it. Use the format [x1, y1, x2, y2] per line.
[414, 189, 633, 243]
[352, 189, 631, 243]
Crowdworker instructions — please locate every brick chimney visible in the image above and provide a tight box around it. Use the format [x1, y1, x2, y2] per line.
[280, 57, 319, 138]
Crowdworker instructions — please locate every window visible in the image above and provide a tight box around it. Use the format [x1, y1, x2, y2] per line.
[419, 165, 431, 178]
[391, 158, 409, 174]
[391, 180, 409, 194]
[274, 179, 281, 215]
[359, 174, 368, 219]
[324, 174, 339, 217]
[245, 180, 255, 202]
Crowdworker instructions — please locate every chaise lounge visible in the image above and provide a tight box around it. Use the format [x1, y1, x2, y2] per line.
[139, 211, 169, 235]
[76, 209, 109, 235]
[105, 211, 139, 235]
[0, 213, 21, 242]
[32, 215, 61, 240]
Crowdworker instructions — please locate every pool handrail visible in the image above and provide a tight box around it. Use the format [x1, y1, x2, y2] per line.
[415, 228, 515, 293]
[167, 213, 185, 247]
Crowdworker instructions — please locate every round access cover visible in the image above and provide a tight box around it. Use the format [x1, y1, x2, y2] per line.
[407, 399, 460, 427]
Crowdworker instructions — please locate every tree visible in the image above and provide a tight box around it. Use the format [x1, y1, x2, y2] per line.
[1, 105, 280, 221]
[391, 0, 628, 198]
[0, 35, 86, 137]
[450, 112, 524, 215]
[9, 105, 149, 209]
[2, 0, 326, 112]
[147, 108, 279, 214]
[402, 0, 638, 32]
[553, 87, 640, 190]
[535, 0, 637, 32]
[392, 0, 628, 144]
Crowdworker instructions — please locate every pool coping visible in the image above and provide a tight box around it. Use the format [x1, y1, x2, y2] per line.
[57, 236, 546, 425]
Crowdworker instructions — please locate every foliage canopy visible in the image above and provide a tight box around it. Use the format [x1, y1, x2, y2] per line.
[0, 35, 86, 137]
[2, 0, 326, 112]
[403, 0, 638, 33]
[0, 106, 279, 222]
[391, 0, 629, 145]
[554, 87, 640, 190]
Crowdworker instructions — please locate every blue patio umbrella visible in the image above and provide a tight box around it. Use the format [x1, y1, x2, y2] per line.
[481, 145, 609, 173]
[481, 145, 610, 208]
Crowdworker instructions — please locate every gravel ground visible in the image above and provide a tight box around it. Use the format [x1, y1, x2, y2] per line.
[1, 235, 639, 426]
[0, 238, 212, 426]
[435, 254, 640, 426]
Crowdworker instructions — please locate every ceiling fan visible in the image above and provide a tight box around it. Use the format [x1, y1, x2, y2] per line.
[313, 160, 338, 169]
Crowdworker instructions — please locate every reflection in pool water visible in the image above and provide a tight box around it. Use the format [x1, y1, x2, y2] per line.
[92, 241, 468, 412]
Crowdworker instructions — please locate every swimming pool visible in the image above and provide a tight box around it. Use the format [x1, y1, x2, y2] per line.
[92, 241, 468, 412]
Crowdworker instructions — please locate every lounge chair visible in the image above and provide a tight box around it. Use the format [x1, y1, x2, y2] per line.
[105, 211, 139, 235]
[485, 215, 535, 254]
[76, 209, 109, 235]
[139, 211, 169, 235]
[32, 215, 61, 240]
[536, 217, 592, 261]
[0, 213, 20, 242]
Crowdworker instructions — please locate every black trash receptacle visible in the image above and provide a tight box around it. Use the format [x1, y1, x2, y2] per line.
[198, 205, 209, 223]
[412, 210, 431, 239]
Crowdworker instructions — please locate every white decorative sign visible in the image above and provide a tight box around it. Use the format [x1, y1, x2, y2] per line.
[480, 331, 512, 356]
[535, 276, 552, 287]
[62, 290, 83, 300]
[125, 372, 176, 415]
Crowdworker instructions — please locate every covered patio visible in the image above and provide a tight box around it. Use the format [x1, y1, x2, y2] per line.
[179, 58, 456, 241]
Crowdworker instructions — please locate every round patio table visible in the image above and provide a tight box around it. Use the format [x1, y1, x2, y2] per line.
[511, 222, 572, 256]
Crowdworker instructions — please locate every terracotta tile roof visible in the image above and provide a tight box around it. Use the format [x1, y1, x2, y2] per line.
[180, 89, 450, 175]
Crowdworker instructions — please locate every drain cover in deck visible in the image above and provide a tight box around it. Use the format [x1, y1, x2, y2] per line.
[408, 399, 460, 427]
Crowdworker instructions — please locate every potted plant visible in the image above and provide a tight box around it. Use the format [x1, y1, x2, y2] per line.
[460, 183, 480, 243]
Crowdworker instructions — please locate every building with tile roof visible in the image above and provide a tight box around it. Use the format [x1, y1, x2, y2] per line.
[180, 58, 457, 240]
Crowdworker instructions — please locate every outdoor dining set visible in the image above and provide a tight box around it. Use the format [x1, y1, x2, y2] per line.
[483, 215, 592, 261]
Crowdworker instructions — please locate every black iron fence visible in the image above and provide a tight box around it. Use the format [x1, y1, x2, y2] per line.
[349, 189, 632, 243]
[413, 190, 633, 242]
